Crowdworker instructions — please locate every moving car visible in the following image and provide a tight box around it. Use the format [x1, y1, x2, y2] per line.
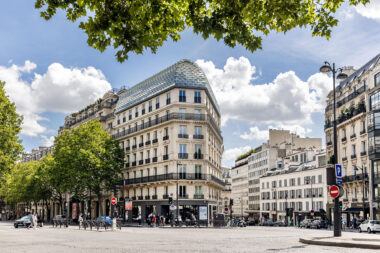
[359, 220, 380, 233]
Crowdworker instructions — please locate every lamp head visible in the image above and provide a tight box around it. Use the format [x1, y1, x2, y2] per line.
[320, 62, 332, 73]
[337, 70, 348, 80]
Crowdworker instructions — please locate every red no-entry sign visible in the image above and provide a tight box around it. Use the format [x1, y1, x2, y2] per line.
[111, 197, 117, 205]
[329, 185, 340, 198]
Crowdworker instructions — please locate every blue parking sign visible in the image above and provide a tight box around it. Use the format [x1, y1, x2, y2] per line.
[337, 178, 342, 185]
[335, 164, 342, 178]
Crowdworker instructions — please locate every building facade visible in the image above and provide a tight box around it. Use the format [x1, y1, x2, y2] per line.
[231, 156, 249, 218]
[260, 151, 327, 224]
[112, 60, 224, 223]
[324, 53, 380, 221]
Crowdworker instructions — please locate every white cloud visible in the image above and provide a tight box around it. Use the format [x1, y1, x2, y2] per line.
[196, 57, 331, 127]
[223, 146, 252, 167]
[355, 1, 380, 21]
[240, 126, 268, 141]
[41, 135, 55, 147]
[0, 61, 111, 136]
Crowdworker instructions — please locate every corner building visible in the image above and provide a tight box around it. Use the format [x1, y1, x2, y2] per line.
[112, 60, 224, 223]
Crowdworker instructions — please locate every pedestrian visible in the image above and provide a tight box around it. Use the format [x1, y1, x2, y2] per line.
[353, 217, 357, 229]
[138, 214, 141, 226]
[152, 215, 156, 227]
[33, 213, 38, 229]
[156, 214, 160, 227]
[78, 213, 83, 229]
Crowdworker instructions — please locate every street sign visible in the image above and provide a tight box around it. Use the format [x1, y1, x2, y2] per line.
[224, 207, 229, 212]
[310, 210, 314, 216]
[125, 200, 132, 211]
[111, 197, 117, 205]
[336, 178, 343, 185]
[335, 164, 342, 178]
[329, 185, 340, 198]
[170, 204, 176, 210]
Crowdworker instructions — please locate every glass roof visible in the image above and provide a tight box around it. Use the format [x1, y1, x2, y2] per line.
[115, 59, 220, 114]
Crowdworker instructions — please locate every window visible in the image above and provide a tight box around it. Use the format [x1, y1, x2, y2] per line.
[165, 165, 168, 174]
[164, 146, 168, 155]
[179, 90, 186, 102]
[180, 125, 187, 135]
[179, 164, 186, 179]
[194, 91, 201, 103]
[164, 127, 169, 137]
[142, 103, 146, 115]
[195, 165, 202, 179]
[165, 186, 168, 195]
[194, 109, 201, 120]
[166, 93, 171, 105]
[375, 72, 380, 86]
[123, 113, 126, 123]
[135, 107, 138, 117]
[179, 108, 186, 119]
[284, 179, 287, 187]
[195, 186, 202, 195]
[352, 144, 356, 155]
[342, 129, 346, 138]
[195, 126, 202, 136]
[343, 148, 346, 158]
[195, 144, 202, 154]
[149, 101, 152, 112]
[147, 133, 150, 141]
[117, 116, 120, 125]
[179, 186, 187, 197]
[361, 121, 365, 133]
[362, 141, 366, 152]
[318, 175, 322, 183]
[129, 110, 132, 120]
[179, 144, 187, 154]
[297, 177, 301, 185]
[351, 125, 355, 136]
[156, 97, 160, 109]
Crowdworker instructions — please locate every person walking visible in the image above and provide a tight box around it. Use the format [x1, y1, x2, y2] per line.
[33, 214, 38, 230]
[78, 214, 83, 229]
[138, 214, 141, 226]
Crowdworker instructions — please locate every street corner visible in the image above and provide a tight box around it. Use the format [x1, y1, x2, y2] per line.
[299, 234, 380, 250]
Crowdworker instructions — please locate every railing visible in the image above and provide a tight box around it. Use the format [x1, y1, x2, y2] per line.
[132, 145, 137, 149]
[145, 195, 150, 200]
[178, 134, 189, 139]
[126, 147, 130, 151]
[162, 194, 169, 199]
[132, 196, 136, 200]
[327, 141, 332, 146]
[145, 140, 151, 145]
[342, 173, 368, 183]
[193, 134, 204, 139]
[163, 155, 168, 160]
[325, 85, 366, 112]
[194, 194, 204, 199]
[145, 158, 150, 164]
[152, 157, 158, 162]
[163, 135, 169, 141]
[351, 154, 357, 159]
[194, 153, 204, 159]
[179, 194, 189, 199]
[152, 195, 157, 200]
[132, 161, 136, 167]
[139, 160, 143, 165]
[341, 137, 347, 142]
[138, 196, 143, 200]
[369, 145, 380, 155]
[360, 130, 366, 135]
[342, 157, 347, 161]
[126, 163, 130, 168]
[152, 139, 158, 144]
[178, 153, 188, 159]
[350, 134, 356, 139]
[139, 143, 144, 147]
[121, 173, 225, 186]
[111, 112, 222, 140]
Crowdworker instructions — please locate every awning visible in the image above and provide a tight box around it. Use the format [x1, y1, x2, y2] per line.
[343, 208, 362, 214]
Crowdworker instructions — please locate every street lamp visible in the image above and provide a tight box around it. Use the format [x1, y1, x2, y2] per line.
[306, 177, 313, 211]
[354, 165, 367, 220]
[176, 162, 182, 224]
[320, 61, 348, 237]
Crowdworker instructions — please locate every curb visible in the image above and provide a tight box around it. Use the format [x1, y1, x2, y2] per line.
[299, 237, 380, 250]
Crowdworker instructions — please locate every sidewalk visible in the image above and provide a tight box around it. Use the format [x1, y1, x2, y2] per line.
[300, 233, 380, 249]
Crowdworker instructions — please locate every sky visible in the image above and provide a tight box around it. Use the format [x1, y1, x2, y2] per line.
[1, 1, 380, 168]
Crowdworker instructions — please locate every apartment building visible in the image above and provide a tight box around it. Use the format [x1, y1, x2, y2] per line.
[231, 156, 249, 218]
[21, 146, 54, 163]
[112, 59, 224, 223]
[220, 167, 232, 214]
[246, 129, 322, 220]
[260, 151, 327, 224]
[324, 53, 380, 220]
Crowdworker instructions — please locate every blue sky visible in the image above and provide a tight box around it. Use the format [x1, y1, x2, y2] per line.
[1, 1, 380, 167]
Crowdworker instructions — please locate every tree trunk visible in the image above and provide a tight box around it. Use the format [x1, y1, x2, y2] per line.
[34, 202, 38, 215]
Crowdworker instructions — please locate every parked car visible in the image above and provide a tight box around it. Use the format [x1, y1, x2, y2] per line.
[247, 220, 256, 226]
[300, 219, 313, 228]
[261, 220, 274, 226]
[274, 220, 287, 227]
[14, 215, 43, 228]
[359, 220, 380, 233]
[95, 216, 113, 225]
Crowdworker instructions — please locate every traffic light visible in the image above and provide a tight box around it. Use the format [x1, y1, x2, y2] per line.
[339, 201, 343, 209]
[83, 193, 88, 202]
[328, 155, 335, 164]
[168, 197, 173, 205]
[230, 199, 234, 206]
[114, 185, 118, 197]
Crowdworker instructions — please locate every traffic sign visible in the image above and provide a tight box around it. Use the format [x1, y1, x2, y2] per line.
[170, 204, 176, 210]
[111, 197, 117, 205]
[337, 178, 342, 185]
[224, 207, 229, 213]
[329, 185, 340, 198]
[310, 210, 314, 216]
[335, 164, 342, 178]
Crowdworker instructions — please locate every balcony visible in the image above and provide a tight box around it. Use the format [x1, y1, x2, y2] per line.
[145, 140, 151, 146]
[179, 96, 186, 102]
[126, 147, 130, 152]
[327, 141, 332, 146]
[341, 137, 347, 142]
[126, 163, 130, 168]
[132, 196, 136, 200]
[152, 138, 158, 144]
[361, 151, 367, 156]
[343, 198, 348, 202]
[352, 198, 358, 202]
[152, 157, 158, 162]
[138, 196, 143, 200]
[179, 194, 189, 199]
[139, 160, 144, 165]
[342, 173, 368, 183]
[178, 153, 188, 159]
[112, 112, 223, 141]
[132, 161, 137, 167]
[163, 194, 169, 199]
[360, 129, 366, 135]
[145, 158, 151, 164]
[351, 154, 357, 159]
[132, 145, 137, 149]
[163, 135, 169, 141]
[350, 134, 356, 139]
[166, 98, 171, 105]
[342, 157, 347, 161]
[139, 143, 144, 147]
[120, 173, 225, 187]
[145, 195, 150, 200]
[178, 134, 189, 139]
[194, 97, 201, 103]
[194, 153, 204, 159]
[193, 134, 204, 139]
[163, 154, 169, 160]
[194, 194, 204, 199]
[152, 195, 158, 200]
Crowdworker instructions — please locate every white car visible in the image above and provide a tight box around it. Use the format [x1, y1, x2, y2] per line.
[358, 220, 380, 233]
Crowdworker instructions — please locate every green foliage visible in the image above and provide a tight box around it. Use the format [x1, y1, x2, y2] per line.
[35, 0, 370, 62]
[0, 81, 23, 177]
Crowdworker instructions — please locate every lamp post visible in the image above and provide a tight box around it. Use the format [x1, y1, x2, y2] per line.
[320, 61, 348, 237]
[176, 162, 182, 223]
[354, 165, 367, 220]
[306, 177, 313, 211]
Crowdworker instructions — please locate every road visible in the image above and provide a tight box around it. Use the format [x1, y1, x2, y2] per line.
[0, 221, 377, 253]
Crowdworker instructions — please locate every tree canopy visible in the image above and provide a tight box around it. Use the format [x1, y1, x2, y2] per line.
[35, 0, 370, 62]
[0, 81, 23, 177]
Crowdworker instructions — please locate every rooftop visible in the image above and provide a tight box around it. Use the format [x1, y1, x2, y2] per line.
[115, 59, 220, 115]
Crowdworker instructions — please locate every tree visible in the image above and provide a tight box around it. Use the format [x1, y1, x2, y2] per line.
[0, 81, 23, 176]
[35, 0, 370, 62]
[54, 121, 124, 216]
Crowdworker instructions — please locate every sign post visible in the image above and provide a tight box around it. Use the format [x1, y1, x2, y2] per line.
[335, 164, 342, 185]
[330, 185, 340, 199]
